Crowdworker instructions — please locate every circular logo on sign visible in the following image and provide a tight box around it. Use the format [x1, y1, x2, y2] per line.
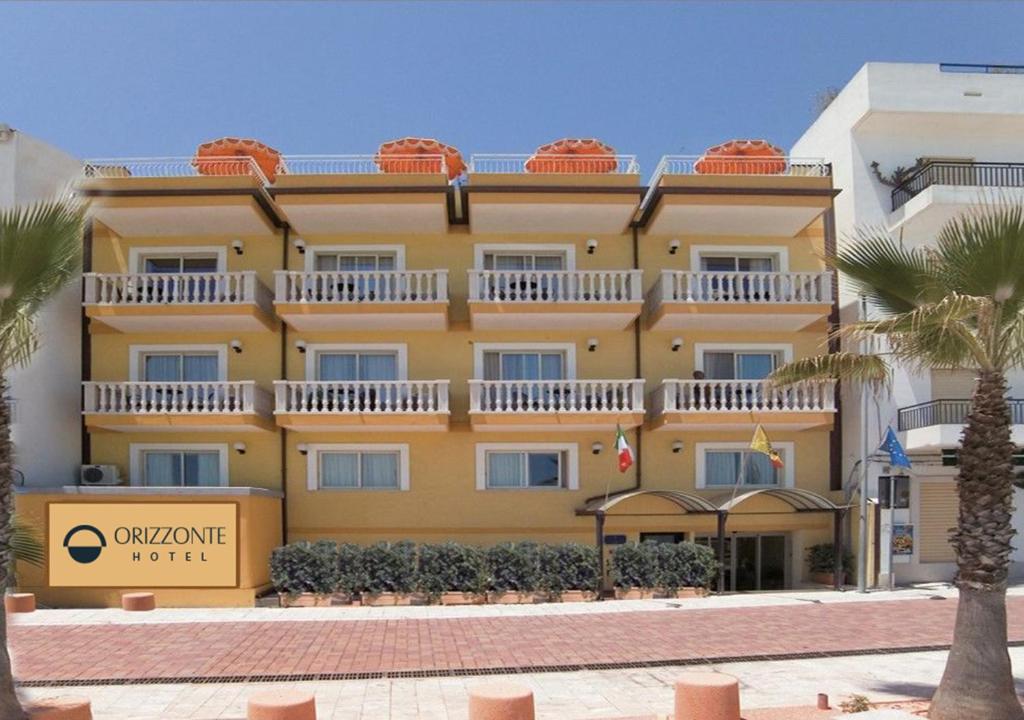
[63, 525, 107, 564]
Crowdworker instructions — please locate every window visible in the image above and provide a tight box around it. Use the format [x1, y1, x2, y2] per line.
[703, 351, 780, 380]
[313, 252, 397, 272]
[316, 352, 398, 381]
[879, 475, 911, 509]
[130, 444, 227, 488]
[142, 352, 220, 382]
[700, 255, 776, 273]
[697, 442, 793, 489]
[142, 256, 219, 274]
[482, 351, 565, 381]
[476, 444, 579, 490]
[482, 252, 565, 271]
[307, 445, 409, 491]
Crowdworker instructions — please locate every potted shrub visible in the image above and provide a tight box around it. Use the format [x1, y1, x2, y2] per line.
[485, 542, 540, 603]
[362, 540, 420, 605]
[539, 543, 599, 602]
[806, 543, 853, 586]
[335, 543, 367, 605]
[653, 542, 717, 598]
[270, 540, 339, 607]
[417, 542, 486, 605]
[610, 542, 657, 599]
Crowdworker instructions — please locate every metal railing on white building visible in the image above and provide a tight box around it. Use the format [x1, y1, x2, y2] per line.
[468, 154, 640, 175]
[276, 155, 449, 176]
[82, 157, 269, 184]
[469, 379, 645, 414]
[274, 270, 448, 304]
[274, 380, 450, 414]
[468, 270, 642, 303]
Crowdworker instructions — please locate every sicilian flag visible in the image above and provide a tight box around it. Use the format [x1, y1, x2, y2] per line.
[880, 426, 912, 469]
[750, 424, 784, 469]
[615, 425, 634, 473]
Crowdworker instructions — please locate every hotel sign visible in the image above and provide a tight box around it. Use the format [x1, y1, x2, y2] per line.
[48, 502, 239, 588]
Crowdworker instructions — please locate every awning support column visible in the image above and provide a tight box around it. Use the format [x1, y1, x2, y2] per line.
[595, 511, 606, 599]
[716, 511, 727, 594]
[833, 508, 845, 591]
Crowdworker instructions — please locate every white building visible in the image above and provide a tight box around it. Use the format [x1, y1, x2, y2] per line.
[0, 126, 83, 487]
[793, 62, 1024, 585]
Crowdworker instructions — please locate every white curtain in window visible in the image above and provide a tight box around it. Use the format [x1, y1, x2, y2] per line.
[501, 354, 531, 380]
[533, 255, 564, 270]
[319, 354, 358, 381]
[361, 453, 398, 488]
[144, 452, 180, 487]
[321, 453, 358, 488]
[184, 452, 220, 486]
[183, 355, 218, 381]
[314, 254, 339, 272]
[739, 257, 774, 272]
[493, 255, 528, 270]
[705, 451, 741, 486]
[744, 452, 778, 485]
[487, 453, 522, 487]
[359, 354, 397, 381]
[483, 352, 501, 381]
[736, 353, 775, 380]
[144, 355, 181, 382]
[540, 353, 563, 380]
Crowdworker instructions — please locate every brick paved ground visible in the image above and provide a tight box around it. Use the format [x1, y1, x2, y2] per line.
[11, 595, 1024, 684]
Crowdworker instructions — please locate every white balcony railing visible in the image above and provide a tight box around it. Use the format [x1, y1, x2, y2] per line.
[470, 379, 645, 414]
[274, 270, 449, 304]
[84, 272, 273, 310]
[653, 380, 836, 415]
[468, 270, 642, 304]
[469, 154, 640, 175]
[274, 380, 450, 414]
[83, 381, 272, 415]
[276, 155, 449, 176]
[650, 270, 833, 307]
[82, 157, 269, 184]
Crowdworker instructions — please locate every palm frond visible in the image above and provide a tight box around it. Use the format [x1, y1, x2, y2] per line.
[9, 518, 44, 568]
[767, 352, 890, 389]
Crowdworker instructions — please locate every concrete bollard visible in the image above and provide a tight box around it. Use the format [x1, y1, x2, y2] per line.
[468, 682, 535, 720]
[817, 692, 830, 710]
[247, 690, 316, 720]
[674, 671, 741, 720]
[26, 696, 93, 720]
[5, 592, 36, 613]
[121, 592, 156, 612]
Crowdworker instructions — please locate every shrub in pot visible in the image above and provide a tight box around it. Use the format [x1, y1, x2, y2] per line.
[610, 542, 658, 599]
[806, 543, 853, 585]
[336, 543, 367, 602]
[270, 540, 340, 606]
[484, 542, 540, 603]
[539, 543, 599, 601]
[654, 542, 718, 597]
[363, 540, 419, 604]
[417, 542, 486, 604]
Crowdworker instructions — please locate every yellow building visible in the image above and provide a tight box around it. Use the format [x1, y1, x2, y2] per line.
[20, 142, 846, 606]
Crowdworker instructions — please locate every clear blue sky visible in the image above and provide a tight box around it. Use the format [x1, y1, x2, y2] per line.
[4, 1, 1023, 174]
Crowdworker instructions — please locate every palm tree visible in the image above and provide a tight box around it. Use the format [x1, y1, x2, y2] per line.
[769, 204, 1024, 719]
[0, 199, 85, 719]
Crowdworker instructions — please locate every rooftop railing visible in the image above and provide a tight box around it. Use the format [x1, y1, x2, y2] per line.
[275, 154, 449, 176]
[82, 157, 269, 184]
[897, 398, 1024, 431]
[890, 161, 1024, 211]
[468, 154, 640, 175]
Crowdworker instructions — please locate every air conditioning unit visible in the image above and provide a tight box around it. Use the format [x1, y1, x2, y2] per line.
[80, 465, 120, 486]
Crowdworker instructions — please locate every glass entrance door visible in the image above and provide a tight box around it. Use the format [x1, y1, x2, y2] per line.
[698, 533, 787, 591]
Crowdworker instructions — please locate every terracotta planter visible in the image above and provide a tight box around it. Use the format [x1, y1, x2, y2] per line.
[486, 591, 532, 605]
[614, 588, 654, 600]
[654, 587, 707, 599]
[557, 590, 597, 603]
[330, 592, 357, 606]
[363, 592, 428, 606]
[810, 572, 845, 586]
[278, 593, 332, 608]
[440, 592, 485, 606]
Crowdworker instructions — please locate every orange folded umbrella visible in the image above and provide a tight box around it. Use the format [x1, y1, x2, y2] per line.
[694, 139, 787, 175]
[375, 138, 466, 180]
[193, 137, 282, 182]
[525, 138, 618, 174]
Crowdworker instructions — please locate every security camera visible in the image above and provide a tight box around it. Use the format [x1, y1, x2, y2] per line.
[592, 442, 604, 455]
[587, 338, 599, 352]
[231, 239, 244, 255]
[586, 239, 598, 255]
[230, 339, 243, 354]
[671, 338, 683, 352]
[297, 444, 309, 456]
[233, 442, 247, 455]
[295, 340, 307, 353]
[293, 238, 306, 254]
[672, 441, 684, 454]
[668, 239, 680, 255]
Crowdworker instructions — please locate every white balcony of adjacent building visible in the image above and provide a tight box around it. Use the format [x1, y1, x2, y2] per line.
[273, 269, 449, 330]
[84, 272, 276, 332]
[467, 269, 643, 330]
[273, 380, 450, 432]
[638, 156, 835, 236]
[469, 379, 645, 431]
[888, 161, 1024, 242]
[78, 157, 284, 237]
[465, 154, 643, 234]
[645, 269, 833, 331]
[649, 379, 836, 431]
[268, 155, 453, 234]
[897, 398, 1024, 452]
[83, 381, 275, 432]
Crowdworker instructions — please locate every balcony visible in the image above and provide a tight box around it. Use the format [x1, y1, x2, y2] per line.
[646, 270, 833, 331]
[269, 155, 452, 234]
[639, 155, 834, 237]
[78, 158, 283, 237]
[467, 269, 643, 330]
[273, 380, 450, 431]
[83, 381, 275, 432]
[273, 270, 448, 330]
[469, 379, 645, 431]
[84, 272, 276, 333]
[650, 379, 836, 431]
[889, 162, 1024, 241]
[465, 154, 643, 234]
[897, 398, 1024, 451]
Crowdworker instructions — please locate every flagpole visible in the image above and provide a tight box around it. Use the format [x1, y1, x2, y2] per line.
[857, 293, 869, 594]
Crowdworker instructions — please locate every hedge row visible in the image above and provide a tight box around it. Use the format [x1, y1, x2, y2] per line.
[270, 540, 601, 599]
[270, 539, 718, 599]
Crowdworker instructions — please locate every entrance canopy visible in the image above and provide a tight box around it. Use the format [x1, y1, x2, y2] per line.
[576, 489, 718, 516]
[576, 487, 841, 516]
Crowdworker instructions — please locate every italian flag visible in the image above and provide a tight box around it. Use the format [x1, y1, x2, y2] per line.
[615, 425, 634, 473]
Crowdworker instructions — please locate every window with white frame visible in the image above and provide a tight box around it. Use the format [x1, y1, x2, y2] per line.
[142, 255, 219, 274]
[481, 350, 565, 381]
[699, 254, 777, 273]
[313, 251, 397, 272]
[476, 444, 579, 490]
[130, 444, 227, 487]
[141, 351, 220, 382]
[308, 445, 409, 491]
[697, 442, 793, 489]
[702, 350, 781, 380]
[316, 351, 399, 381]
[482, 251, 566, 271]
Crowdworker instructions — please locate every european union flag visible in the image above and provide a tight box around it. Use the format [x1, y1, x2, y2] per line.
[880, 426, 912, 469]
